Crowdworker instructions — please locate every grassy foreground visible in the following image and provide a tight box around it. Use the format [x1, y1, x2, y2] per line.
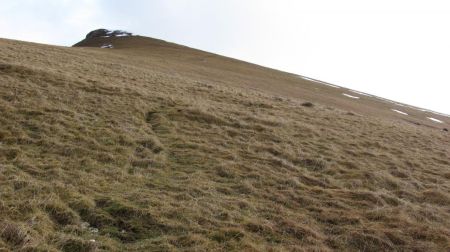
[0, 37, 450, 251]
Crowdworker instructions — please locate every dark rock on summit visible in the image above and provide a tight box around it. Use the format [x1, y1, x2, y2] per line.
[85, 29, 132, 39]
[86, 29, 109, 39]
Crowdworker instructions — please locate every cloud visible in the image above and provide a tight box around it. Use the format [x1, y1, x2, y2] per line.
[0, 0, 103, 45]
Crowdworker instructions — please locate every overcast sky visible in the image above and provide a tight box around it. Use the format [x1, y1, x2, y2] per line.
[1, 0, 449, 114]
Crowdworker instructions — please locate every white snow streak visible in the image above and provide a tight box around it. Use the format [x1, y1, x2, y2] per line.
[342, 93, 360, 99]
[349, 90, 372, 97]
[300, 76, 341, 88]
[100, 44, 113, 49]
[391, 109, 408, 115]
[427, 117, 443, 123]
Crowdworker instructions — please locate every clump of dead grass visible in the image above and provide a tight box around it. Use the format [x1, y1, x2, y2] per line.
[0, 221, 31, 247]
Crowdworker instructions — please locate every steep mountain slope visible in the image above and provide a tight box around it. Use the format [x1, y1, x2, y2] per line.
[74, 32, 450, 128]
[0, 33, 449, 251]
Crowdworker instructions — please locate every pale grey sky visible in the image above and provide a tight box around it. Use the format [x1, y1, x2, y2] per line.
[1, 0, 449, 114]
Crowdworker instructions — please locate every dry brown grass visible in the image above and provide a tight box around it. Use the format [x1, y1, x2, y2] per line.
[0, 36, 449, 251]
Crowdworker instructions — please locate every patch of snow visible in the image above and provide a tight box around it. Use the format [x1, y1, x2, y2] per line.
[89, 227, 99, 233]
[103, 29, 132, 37]
[372, 98, 450, 118]
[391, 109, 408, 115]
[100, 44, 113, 49]
[342, 93, 360, 99]
[427, 117, 443, 123]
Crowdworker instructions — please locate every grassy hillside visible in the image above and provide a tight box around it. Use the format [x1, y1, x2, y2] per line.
[0, 36, 449, 251]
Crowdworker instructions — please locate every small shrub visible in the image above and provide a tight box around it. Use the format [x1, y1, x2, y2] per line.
[301, 102, 314, 107]
[0, 221, 30, 246]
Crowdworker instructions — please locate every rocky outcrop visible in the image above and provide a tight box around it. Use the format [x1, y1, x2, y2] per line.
[85, 29, 132, 39]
